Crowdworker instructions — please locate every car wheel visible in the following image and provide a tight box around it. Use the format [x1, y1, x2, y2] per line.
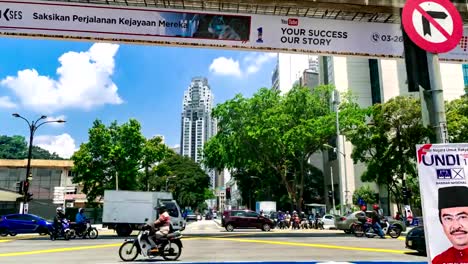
[225, 224, 234, 232]
[344, 230, 351, 234]
[262, 224, 271, 232]
[388, 225, 402, 238]
[116, 224, 132, 237]
[0, 228, 8, 237]
[9, 232, 17, 237]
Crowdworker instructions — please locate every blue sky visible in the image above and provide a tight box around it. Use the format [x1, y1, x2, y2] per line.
[0, 38, 278, 158]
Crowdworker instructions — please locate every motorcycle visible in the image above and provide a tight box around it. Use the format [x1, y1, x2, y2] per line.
[119, 220, 183, 262]
[277, 220, 288, 229]
[50, 218, 72, 241]
[353, 218, 401, 238]
[70, 220, 99, 239]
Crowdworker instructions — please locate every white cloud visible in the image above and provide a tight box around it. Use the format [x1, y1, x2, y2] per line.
[208, 57, 242, 77]
[0, 96, 16, 108]
[45, 115, 66, 127]
[209, 52, 277, 77]
[34, 133, 77, 159]
[0, 43, 123, 113]
[244, 53, 277, 74]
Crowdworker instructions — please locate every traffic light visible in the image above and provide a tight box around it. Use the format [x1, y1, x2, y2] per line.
[402, 15, 431, 92]
[22, 181, 29, 192]
[15, 181, 23, 195]
[328, 190, 333, 201]
[25, 192, 33, 202]
[226, 187, 231, 200]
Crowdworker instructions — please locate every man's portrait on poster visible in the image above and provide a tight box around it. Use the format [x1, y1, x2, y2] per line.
[432, 186, 468, 264]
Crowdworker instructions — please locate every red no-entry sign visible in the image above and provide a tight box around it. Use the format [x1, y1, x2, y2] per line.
[402, 0, 463, 53]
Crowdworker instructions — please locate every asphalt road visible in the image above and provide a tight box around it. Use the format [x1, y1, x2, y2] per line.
[0, 220, 427, 263]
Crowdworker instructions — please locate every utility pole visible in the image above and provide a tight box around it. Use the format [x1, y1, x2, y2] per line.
[330, 167, 336, 215]
[427, 53, 449, 144]
[115, 171, 119, 191]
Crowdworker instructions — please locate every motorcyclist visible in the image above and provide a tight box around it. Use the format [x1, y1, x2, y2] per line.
[150, 206, 171, 253]
[53, 207, 66, 235]
[371, 204, 385, 238]
[75, 208, 88, 234]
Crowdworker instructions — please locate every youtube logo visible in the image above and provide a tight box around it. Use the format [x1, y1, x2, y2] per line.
[288, 18, 298, 26]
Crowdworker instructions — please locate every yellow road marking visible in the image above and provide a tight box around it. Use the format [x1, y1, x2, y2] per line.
[0, 243, 122, 257]
[0, 237, 196, 257]
[0, 234, 408, 257]
[0, 240, 9, 243]
[195, 237, 412, 254]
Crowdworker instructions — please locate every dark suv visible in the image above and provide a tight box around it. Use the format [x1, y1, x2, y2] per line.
[222, 210, 274, 232]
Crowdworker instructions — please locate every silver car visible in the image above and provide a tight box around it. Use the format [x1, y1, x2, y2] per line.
[335, 211, 406, 234]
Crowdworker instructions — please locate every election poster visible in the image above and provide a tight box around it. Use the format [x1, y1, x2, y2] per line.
[416, 144, 468, 264]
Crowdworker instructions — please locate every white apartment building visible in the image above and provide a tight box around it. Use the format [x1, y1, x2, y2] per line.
[180, 77, 218, 188]
[272, 53, 467, 215]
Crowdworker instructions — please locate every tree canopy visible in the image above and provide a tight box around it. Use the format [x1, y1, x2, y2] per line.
[71, 119, 146, 202]
[341, 96, 432, 211]
[149, 154, 211, 210]
[203, 85, 339, 210]
[446, 95, 468, 143]
[0, 135, 63, 160]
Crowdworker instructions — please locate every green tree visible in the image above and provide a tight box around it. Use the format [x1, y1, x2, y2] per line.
[204, 85, 337, 210]
[446, 95, 468, 143]
[150, 154, 210, 210]
[71, 119, 146, 203]
[0, 135, 63, 159]
[341, 96, 432, 211]
[352, 185, 377, 206]
[140, 136, 173, 191]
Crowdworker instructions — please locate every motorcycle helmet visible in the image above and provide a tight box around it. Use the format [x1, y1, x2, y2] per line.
[360, 205, 367, 211]
[372, 204, 379, 210]
[56, 207, 64, 213]
[79, 208, 85, 213]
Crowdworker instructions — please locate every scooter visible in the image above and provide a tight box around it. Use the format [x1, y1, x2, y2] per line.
[70, 220, 99, 239]
[354, 218, 401, 238]
[50, 219, 72, 241]
[119, 219, 183, 262]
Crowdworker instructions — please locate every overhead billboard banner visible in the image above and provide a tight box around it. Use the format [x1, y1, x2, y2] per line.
[0, 0, 467, 61]
[416, 144, 468, 264]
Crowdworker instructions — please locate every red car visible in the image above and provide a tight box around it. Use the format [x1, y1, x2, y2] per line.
[222, 210, 274, 232]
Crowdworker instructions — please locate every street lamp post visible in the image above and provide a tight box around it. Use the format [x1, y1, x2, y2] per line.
[12, 113, 66, 214]
[331, 90, 349, 215]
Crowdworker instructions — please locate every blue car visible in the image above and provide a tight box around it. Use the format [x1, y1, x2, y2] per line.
[0, 213, 53, 237]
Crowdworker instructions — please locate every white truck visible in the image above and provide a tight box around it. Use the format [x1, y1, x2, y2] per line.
[102, 190, 186, 236]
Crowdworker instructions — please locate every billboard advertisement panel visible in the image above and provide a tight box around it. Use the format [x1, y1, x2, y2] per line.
[416, 143, 468, 264]
[0, 0, 467, 61]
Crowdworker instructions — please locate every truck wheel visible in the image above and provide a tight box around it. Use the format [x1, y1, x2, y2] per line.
[116, 224, 132, 237]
